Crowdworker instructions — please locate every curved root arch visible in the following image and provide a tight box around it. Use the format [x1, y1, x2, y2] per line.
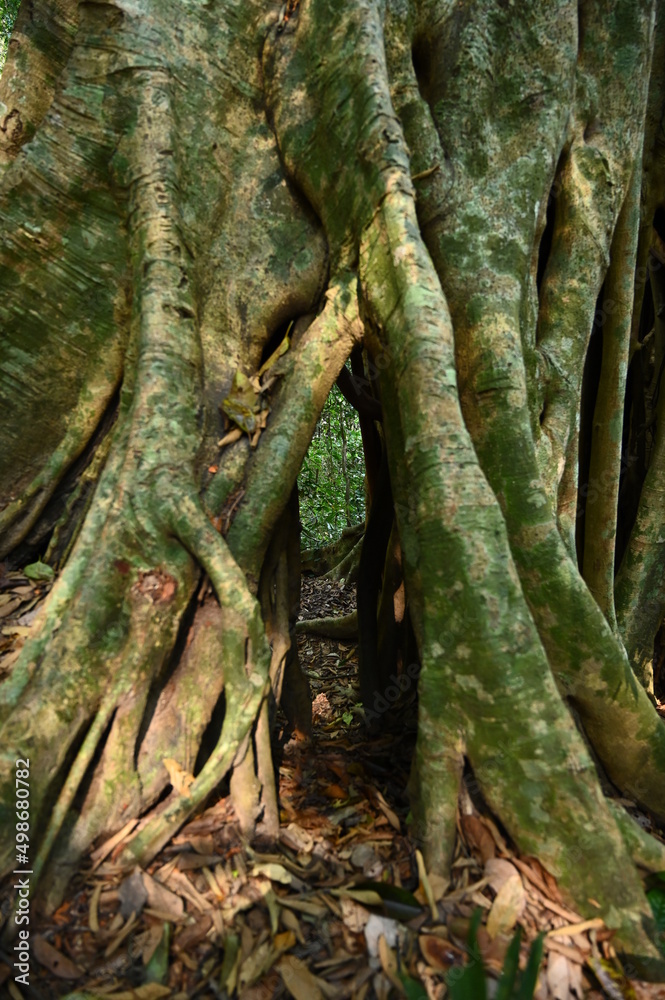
[263, 0, 665, 974]
[0, 0, 664, 980]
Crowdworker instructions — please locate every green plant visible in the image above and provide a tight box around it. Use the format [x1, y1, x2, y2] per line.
[298, 378, 365, 547]
[0, 0, 21, 71]
[447, 909, 544, 1000]
[647, 872, 665, 955]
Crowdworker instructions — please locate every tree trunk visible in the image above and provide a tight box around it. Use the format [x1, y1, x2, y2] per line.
[1, 0, 665, 977]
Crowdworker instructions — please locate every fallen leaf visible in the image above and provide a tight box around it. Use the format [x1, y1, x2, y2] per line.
[486, 873, 525, 939]
[350, 843, 378, 872]
[104, 986, 171, 999]
[163, 757, 195, 796]
[278, 896, 328, 917]
[280, 906, 305, 944]
[374, 790, 401, 831]
[90, 819, 139, 868]
[140, 921, 166, 966]
[118, 868, 148, 919]
[239, 939, 274, 989]
[280, 823, 314, 854]
[460, 814, 496, 863]
[377, 933, 403, 994]
[419, 933, 462, 971]
[252, 861, 293, 885]
[340, 896, 370, 933]
[277, 955, 326, 1000]
[0, 598, 21, 618]
[546, 917, 604, 938]
[416, 849, 438, 921]
[484, 857, 521, 894]
[218, 427, 243, 448]
[104, 911, 137, 958]
[167, 868, 211, 912]
[88, 882, 102, 933]
[142, 872, 185, 921]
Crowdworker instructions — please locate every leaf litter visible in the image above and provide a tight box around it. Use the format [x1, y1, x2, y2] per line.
[0, 574, 664, 999]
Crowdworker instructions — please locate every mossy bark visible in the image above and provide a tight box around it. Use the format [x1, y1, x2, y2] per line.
[0, 0, 664, 979]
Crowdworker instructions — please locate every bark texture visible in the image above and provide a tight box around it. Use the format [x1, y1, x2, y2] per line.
[0, 0, 665, 977]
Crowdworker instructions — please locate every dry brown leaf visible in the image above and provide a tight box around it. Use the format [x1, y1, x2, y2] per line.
[167, 868, 211, 912]
[545, 937, 587, 963]
[88, 881, 103, 933]
[187, 833, 215, 855]
[547, 917, 604, 938]
[279, 896, 328, 918]
[202, 865, 224, 899]
[280, 905, 305, 944]
[350, 843, 379, 871]
[142, 871, 185, 921]
[426, 871, 450, 902]
[416, 849, 438, 921]
[419, 933, 460, 971]
[273, 929, 297, 952]
[460, 814, 496, 863]
[374, 790, 401, 831]
[173, 914, 212, 952]
[90, 818, 139, 868]
[278, 954, 326, 1000]
[280, 822, 314, 854]
[218, 427, 243, 448]
[105, 986, 171, 999]
[340, 896, 370, 933]
[104, 910, 138, 958]
[366, 915, 399, 959]
[377, 934, 402, 992]
[252, 861, 293, 884]
[486, 872, 525, 939]
[163, 757, 195, 796]
[373, 970, 393, 1000]
[238, 938, 275, 989]
[140, 921, 165, 965]
[32, 936, 83, 979]
[0, 648, 22, 671]
[334, 887, 383, 908]
[512, 856, 565, 905]
[484, 857, 521, 894]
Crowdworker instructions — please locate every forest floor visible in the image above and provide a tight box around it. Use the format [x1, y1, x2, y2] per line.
[1, 571, 665, 999]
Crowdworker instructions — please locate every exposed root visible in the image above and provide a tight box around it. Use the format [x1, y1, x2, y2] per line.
[608, 801, 665, 875]
[263, 0, 665, 970]
[296, 611, 358, 638]
[116, 496, 270, 867]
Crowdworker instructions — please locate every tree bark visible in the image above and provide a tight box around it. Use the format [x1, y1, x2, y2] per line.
[0, 0, 664, 978]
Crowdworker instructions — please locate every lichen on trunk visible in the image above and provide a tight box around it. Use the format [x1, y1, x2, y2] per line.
[1, 0, 665, 980]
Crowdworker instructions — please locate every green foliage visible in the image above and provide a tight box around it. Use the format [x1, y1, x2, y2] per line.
[298, 380, 365, 547]
[24, 559, 55, 581]
[447, 909, 544, 1000]
[0, 0, 20, 71]
[647, 872, 665, 954]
